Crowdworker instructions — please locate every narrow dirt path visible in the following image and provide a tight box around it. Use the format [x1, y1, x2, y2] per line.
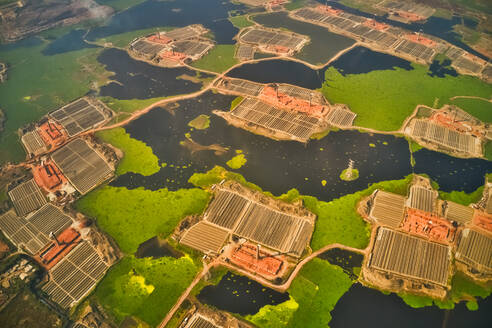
[158, 243, 366, 328]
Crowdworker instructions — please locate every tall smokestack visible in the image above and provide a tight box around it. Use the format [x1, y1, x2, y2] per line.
[257, 244, 260, 260]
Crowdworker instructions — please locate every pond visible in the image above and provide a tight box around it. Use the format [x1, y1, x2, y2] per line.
[135, 236, 183, 259]
[197, 271, 289, 315]
[330, 283, 492, 328]
[318, 248, 363, 278]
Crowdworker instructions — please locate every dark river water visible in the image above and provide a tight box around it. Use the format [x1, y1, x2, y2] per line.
[97, 48, 203, 99]
[227, 45, 417, 87]
[330, 284, 492, 328]
[87, 0, 242, 44]
[252, 11, 355, 65]
[113, 89, 491, 199]
[197, 271, 289, 315]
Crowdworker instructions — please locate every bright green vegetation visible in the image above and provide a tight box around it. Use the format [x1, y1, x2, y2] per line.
[230, 96, 243, 110]
[485, 141, 492, 161]
[284, 0, 309, 11]
[0, 290, 63, 328]
[188, 114, 210, 130]
[100, 95, 169, 113]
[307, 175, 413, 250]
[246, 296, 299, 328]
[189, 166, 263, 193]
[76, 186, 210, 253]
[439, 186, 484, 206]
[399, 272, 491, 310]
[191, 45, 238, 73]
[190, 167, 414, 251]
[95, 255, 200, 327]
[340, 168, 359, 181]
[408, 140, 424, 153]
[93, 26, 173, 48]
[449, 98, 492, 123]
[226, 154, 247, 169]
[321, 65, 492, 131]
[96, 127, 160, 176]
[246, 259, 353, 327]
[0, 34, 109, 165]
[229, 15, 254, 29]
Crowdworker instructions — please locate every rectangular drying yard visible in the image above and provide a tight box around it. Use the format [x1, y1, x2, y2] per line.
[230, 98, 321, 142]
[408, 186, 437, 213]
[394, 40, 435, 62]
[369, 227, 450, 285]
[0, 205, 72, 255]
[240, 28, 305, 50]
[277, 85, 328, 106]
[453, 57, 483, 74]
[203, 188, 314, 257]
[163, 26, 201, 41]
[50, 98, 107, 137]
[370, 191, 406, 228]
[185, 314, 220, 328]
[42, 241, 109, 308]
[21, 129, 47, 156]
[51, 139, 112, 195]
[180, 221, 230, 254]
[216, 78, 264, 97]
[455, 229, 492, 273]
[410, 120, 480, 155]
[173, 40, 213, 57]
[237, 45, 255, 60]
[131, 39, 167, 56]
[444, 201, 474, 224]
[326, 105, 357, 127]
[8, 179, 47, 216]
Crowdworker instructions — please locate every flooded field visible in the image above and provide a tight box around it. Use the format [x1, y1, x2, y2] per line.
[197, 271, 289, 315]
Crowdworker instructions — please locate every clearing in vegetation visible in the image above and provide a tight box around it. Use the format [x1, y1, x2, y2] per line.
[191, 45, 238, 73]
